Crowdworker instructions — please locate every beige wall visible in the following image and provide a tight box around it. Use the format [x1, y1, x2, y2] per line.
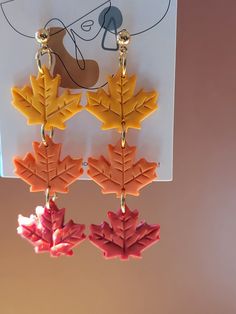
[1, 1, 236, 313]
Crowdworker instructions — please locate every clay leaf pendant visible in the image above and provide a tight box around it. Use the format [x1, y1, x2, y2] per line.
[18, 200, 86, 257]
[12, 66, 83, 130]
[89, 206, 160, 260]
[14, 136, 83, 195]
[88, 140, 157, 196]
[86, 69, 158, 132]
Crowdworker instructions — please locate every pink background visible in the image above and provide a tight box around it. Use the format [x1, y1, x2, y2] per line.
[0, 1, 236, 313]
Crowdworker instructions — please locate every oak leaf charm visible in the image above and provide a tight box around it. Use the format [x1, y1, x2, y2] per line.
[86, 69, 158, 132]
[13, 136, 83, 195]
[89, 206, 160, 260]
[17, 200, 86, 256]
[12, 66, 83, 130]
[88, 140, 157, 196]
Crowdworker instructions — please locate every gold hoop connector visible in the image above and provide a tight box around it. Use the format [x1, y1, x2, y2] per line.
[117, 29, 130, 78]
[45, 188, 57, 209]
[45, 187, 50, 208]
[120, 190, 126, 214]
[35, 28, 52, 74]
[35, 47, 52, 74]
[41, 124, 54, 146]
[121, 121, 126, 148]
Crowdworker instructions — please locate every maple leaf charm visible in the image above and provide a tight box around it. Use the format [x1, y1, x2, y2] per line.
[89, 206, 160, 260]
[17, 200, 86, 256]
[86, 69, 158, 132]
[12, 66, 83, 130]
[13, 136, 83, 195]
[88, 140, 157, 196]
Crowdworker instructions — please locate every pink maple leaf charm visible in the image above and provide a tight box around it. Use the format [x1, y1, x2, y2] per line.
[89, 206, 160, 260]
[17, 200, 86, 257]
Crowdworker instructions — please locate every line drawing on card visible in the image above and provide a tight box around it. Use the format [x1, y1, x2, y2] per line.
[0, 0, 172, 89]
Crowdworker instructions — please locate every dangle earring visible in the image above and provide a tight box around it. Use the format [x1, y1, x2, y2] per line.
[12, 29, 86, 257]
[86, 30, 160, 260]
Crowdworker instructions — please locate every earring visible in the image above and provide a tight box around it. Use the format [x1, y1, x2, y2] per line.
[86, 29, 160, 260]
[12, 29, 86, 257]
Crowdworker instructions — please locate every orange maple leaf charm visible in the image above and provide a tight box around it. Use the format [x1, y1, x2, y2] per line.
[88, 140, 157, 196]
[13, 136, 83, 195]
[86, 69, 158, 132]
[12, 66, 83, 130]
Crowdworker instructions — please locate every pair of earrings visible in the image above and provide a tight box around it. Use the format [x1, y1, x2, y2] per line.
[13, 28, 160, 260]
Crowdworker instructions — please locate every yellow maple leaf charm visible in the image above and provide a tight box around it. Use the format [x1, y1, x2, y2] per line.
[12, 66, 83, 130]
[86, 69, 158, 132]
